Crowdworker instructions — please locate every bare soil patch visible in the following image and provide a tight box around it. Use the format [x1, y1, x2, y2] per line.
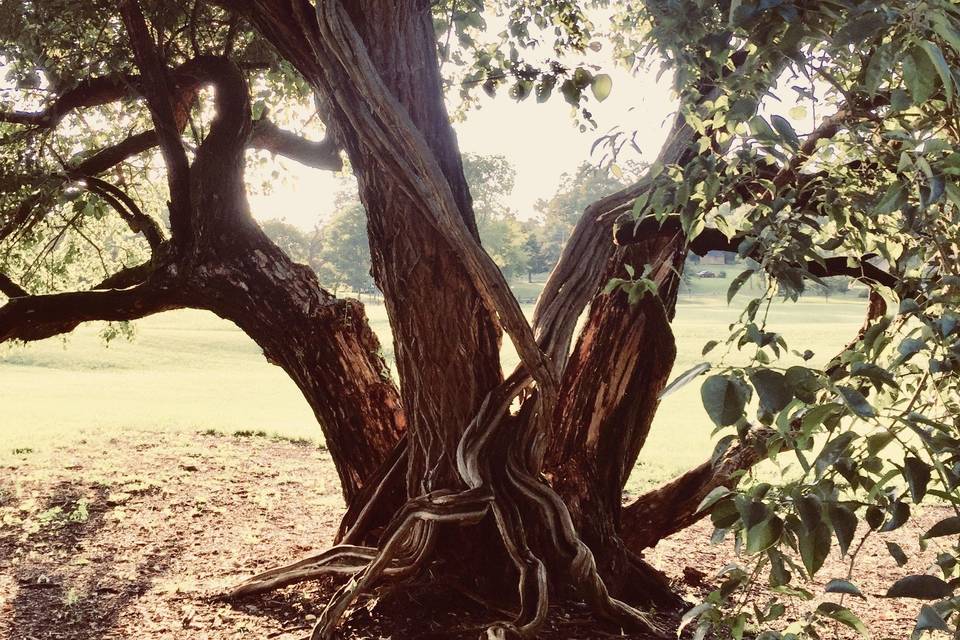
[0, 431, 948, 639]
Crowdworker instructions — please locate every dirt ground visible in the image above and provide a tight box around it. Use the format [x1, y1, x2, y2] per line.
[0, 431, 951, 639]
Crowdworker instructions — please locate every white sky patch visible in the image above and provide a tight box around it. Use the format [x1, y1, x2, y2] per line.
[248, 56, 678, 230]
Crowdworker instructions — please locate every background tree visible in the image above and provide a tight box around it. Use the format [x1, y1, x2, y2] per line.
[533, 161, 630, 268]
[313, 196, 376, 297]
[0, 1, 958, 639]
[259, 218, 312, 263]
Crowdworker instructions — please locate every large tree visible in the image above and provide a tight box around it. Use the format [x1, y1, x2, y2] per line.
[2, 1, 958, 638]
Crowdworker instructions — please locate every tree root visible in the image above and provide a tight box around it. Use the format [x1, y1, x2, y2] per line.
[231, 373, 670, 639]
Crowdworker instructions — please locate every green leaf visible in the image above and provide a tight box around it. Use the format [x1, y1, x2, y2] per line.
[796, 494, 823, 531]
[785, 366, 820, 403]
[728, 96, 759, 123]
[799, 521, 831, 576]
[816, 603, 868, 636]
[746, 516, 783, 554]
[850, 362, 895, 387]
[572, 67, 592, 88]
[867, 431, 895, 454]
[875, 183, 907, 214]
[932, 14, 960, 53]
[560, 79, 581, 106]
[833, 11, 886, 46]
[918, 40, 953, 100]
[661, 362, 711, 399]
[727, 269, 755, 303]
[590, 73, 613, 102]
[885, 574, 953, 600]
[801, 403, 842, 431]
[770, 115, 799, 149]
[701, 375, 751, 427]
[749, 115, 777, 141]
[945, 180, 960, 207]
[881, 501, 911, 532]
[903, 457, 931, 503]
[838, 386, 876, 418]
[814, 432, 858, 477]
[898, 337, 925, 360]
[903, 46, 937, 103]
[886, 541, 908, 566]
[914, 604, 951, 634]
[825, 579, 865, 599]
[749, 369, 793, 414]
[864, 43, 895, 94]
[922, 516, 960, 539]
[828, 505, 858, 556]
[696, 486, 732, 514]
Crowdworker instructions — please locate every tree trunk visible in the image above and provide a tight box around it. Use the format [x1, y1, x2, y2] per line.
[228, 0, 504, 500]
[185, 227, 405, 502]
[546, 234, 685, 601]
[0, 1, 735, 635]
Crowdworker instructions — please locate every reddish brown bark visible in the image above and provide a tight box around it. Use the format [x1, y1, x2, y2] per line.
[224, 0, 504, 498]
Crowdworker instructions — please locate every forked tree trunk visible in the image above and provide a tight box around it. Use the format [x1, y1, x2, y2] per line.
[214, 0, 693, 620]
[0, 0, 769, 636]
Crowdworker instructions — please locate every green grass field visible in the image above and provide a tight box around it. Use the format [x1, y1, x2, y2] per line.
[0, 271, 867, 491]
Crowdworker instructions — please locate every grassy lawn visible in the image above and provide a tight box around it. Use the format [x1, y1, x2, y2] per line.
[0, 272, 867, 491]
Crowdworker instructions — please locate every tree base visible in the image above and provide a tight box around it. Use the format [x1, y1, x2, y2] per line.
[231, 576, 682, 640]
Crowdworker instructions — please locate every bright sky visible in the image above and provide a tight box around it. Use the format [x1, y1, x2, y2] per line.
[248, 62, 678, 230]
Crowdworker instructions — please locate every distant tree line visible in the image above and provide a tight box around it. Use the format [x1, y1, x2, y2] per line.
[261, 156, 631, 295]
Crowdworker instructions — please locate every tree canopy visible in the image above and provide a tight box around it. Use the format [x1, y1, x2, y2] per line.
[1, 0, 959, 638]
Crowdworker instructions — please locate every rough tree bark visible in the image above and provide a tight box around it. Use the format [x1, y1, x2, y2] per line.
[0, 0, 903, 637]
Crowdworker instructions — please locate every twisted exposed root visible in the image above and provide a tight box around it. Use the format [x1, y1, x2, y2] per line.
[230, 368, 666, 639]
[230, 546, 378, 598]
[506, 452, 668, 637]
[230, 367, 666, 639]
[311, 489, 493, 640]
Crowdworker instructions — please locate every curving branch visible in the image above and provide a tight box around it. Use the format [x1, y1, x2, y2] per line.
[533, 115, 697, 373]
[0, 58, 341, 173]
[120, 0, 193, 239]
[80, 176, 165, 250]
[250, 117, 342, 170]
[0, 75, 135, 129]
[615, 215, 899, 289]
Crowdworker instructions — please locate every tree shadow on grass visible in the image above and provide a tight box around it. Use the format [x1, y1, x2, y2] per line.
[0, 479, 187, 640]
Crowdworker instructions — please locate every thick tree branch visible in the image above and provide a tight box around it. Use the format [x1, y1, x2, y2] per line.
[0, 75, 134, 129]
[619, 428, 774, 551]
[73, 130, 163, 175]
[61, 116, 339, 183]
[616, 216, 899, 288]
[250, 117, 342, 170]
[0, 272, 29, 298]
[534, 115, 696, 372]
[0, 281, 177, 343]
[95, 261, 155, 290]
[120, 1, 193, 239]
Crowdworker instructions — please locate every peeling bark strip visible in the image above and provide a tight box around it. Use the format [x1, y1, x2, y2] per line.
[221, 0, 507, 492]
